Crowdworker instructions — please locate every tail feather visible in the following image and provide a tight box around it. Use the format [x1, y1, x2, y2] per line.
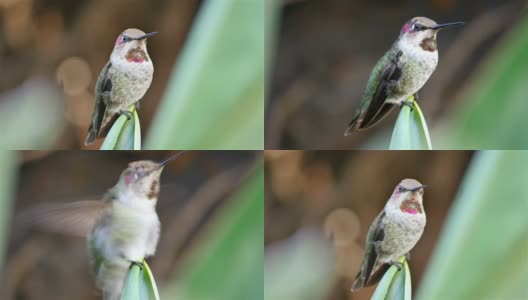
[85, 129, 97, 145]
[344, 113, 360, 136]
[351, 272, 364, 292]
[351, 261, 389, 292]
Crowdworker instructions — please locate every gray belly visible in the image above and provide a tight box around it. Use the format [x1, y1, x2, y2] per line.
[391, 53, 437, 102]
[110, 69, 153, 108]
[379, 215, 425, 262]
[101, 67, 153, 128]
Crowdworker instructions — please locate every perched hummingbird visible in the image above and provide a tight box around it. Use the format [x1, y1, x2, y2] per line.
[21, 151, 186, 300]
[344, 17, 463, 135]
[85, 28, 157, 145]
[351, 178, 427, 292]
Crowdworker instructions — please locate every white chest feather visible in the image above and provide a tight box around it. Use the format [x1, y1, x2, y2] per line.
[387, 39, 438, 104]
[92, 198, 160, 262]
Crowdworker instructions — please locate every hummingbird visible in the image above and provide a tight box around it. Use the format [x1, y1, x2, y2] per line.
[344, 17, 464, 135]
[21, 151, 187, 300]
[351, 178, 427, 292]
[85, 28, 158, 145]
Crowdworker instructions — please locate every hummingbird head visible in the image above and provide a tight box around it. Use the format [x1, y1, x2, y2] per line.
[120, 160, 165, 202]
[117, 152, 187, 204]
[389, 178, 427, 215]
[399, 17, 464, 52]
[112, 28, 157, 64]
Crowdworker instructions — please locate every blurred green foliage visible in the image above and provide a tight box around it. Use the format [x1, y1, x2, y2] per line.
[264, 229, 335, 300]
[101, 106, 141, 150]
[0, 151, 17, 270]
[440, 15, 528, 149]
[416, 151, 528, 299]
[146, 0, 264, 149]
[0, 80, 63, 149]
[389, 96, 432, 150]
[162, 161, 263, 300]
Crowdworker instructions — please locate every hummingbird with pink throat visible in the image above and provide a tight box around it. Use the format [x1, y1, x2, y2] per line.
[351, 178, 427, 292]
[22, 151, 187, 300]
[85, 28, 157, 145]
[344, 17, 463, 135]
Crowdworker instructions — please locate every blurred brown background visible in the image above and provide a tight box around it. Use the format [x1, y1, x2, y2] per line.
[264, 150, 474, 299]
[1, 150, 260, 300]
[0, 0, 203, 149]
[266, 0, 525, 149]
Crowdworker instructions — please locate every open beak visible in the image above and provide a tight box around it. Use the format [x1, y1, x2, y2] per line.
[429, 22, 464, 30]
[157, 151, 188, 169]
[134, 32, 158, 40]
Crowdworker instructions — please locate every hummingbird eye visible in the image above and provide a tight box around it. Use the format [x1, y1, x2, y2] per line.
[412, 23, 424, 31]
[398, 186, 404, 192]
[122, 35, 129, 42]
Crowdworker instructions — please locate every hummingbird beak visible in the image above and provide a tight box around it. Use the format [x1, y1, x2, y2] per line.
[428, 22, 464, 30]
[134, 32, 158, 40]
[156, 151, 188, 170]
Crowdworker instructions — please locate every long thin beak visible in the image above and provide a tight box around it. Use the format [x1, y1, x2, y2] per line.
[134, 32, 158, 40]
[157, 151, 188, 169]
[429, 22, 464, 30]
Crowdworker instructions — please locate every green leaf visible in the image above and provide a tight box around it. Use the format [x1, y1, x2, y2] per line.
[121, 261, 160, 300]
[0, 151, 17, 270]
[416, 151, 528, 300]
[145, 0, 264, 149]
[389, 96, 432, 150]
[443, 15, 528, 149]
[162, 161, 264, 300]
[371, 256, 411, 300]
[100, 105, 141, 150]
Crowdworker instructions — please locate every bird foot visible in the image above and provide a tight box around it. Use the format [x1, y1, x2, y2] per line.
[389, 260, 403, 271]
[135, 101, 141, 111]
[129, 260, 143, 270]
[119, 110, 133, 120]
[401, 100, 414, 111]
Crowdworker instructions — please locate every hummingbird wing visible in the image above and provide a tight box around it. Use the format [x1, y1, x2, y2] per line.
[352, 210, 386, 291]
[345, 49, 403, 134]
[18, 200, 108, 237]
[85, 62, 113, 144]
[358, 50, 402, 129]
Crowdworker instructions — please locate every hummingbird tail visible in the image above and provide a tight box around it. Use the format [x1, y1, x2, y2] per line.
[344, 113, 360, 136]
[351, 273, 364, 292]
[85, 130, 97, 145]
[344, 125, 355, 136]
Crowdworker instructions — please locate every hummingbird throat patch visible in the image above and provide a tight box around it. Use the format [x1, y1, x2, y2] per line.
[400, 199, 423, 214]
[126, 48, 148, 63]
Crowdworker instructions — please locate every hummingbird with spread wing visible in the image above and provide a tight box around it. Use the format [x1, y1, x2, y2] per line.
[21, 151, 186, 300]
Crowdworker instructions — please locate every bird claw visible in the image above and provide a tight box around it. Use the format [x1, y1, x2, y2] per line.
[389, 260, 403, 271]
[135, 101, 141, 111]
[129, 260, 143, 270]
[401, 100, 414, 111]
[119, 110, 133, 120]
